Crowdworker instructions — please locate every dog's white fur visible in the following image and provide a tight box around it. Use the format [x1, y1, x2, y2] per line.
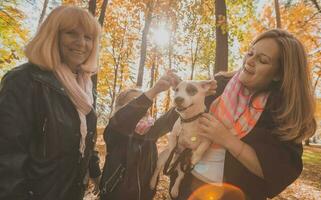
[150, 80, 213, 198]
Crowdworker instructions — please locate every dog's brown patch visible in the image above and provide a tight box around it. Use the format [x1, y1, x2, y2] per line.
[186, 83, 198, 96]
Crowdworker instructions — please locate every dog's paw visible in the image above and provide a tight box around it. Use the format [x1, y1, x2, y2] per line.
[171, 187, 179, 198]
[191, 154, 200, 165]
[150, 176, 157, 189]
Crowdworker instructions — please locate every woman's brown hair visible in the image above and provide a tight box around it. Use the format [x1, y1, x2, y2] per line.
[253, 29, 316, 143]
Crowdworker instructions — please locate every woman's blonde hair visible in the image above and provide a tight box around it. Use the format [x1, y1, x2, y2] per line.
[253, 29, 316, 143]
[25, 5, 101, 114]
[25, 6, 101, 73]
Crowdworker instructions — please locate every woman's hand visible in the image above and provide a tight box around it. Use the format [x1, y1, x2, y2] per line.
[205, 80, 217, 96]
[198, 113, 235, 148]
[199, 113, 265, 179]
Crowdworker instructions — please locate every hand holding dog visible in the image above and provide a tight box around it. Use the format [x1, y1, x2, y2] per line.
[198, 113, 236, 148]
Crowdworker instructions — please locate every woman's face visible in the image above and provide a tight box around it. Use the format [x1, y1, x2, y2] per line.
[239, 38, 281, 92]
[59, 26, 93, 72]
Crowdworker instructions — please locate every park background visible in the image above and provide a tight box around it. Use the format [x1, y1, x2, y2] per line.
[1, 0, 320, 199]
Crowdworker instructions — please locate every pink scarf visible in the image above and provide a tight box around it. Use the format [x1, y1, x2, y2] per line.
[135, 116, 155, 135]
[210, 71, 270, 141]
[55, 64, 94, 157]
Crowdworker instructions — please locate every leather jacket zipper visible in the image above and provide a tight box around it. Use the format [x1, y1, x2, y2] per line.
[137, 145, 142, 200]
[42, 118, 48, 157]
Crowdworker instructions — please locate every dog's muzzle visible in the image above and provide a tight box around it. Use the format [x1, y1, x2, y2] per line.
[176, 103, 193, 112]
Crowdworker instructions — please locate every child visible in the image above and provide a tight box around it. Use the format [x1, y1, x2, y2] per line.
[99, 73, 180, 200]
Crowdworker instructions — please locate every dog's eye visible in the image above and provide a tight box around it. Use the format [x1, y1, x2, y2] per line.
[175, 87, 179, 92]
[186, 84, 198, 96]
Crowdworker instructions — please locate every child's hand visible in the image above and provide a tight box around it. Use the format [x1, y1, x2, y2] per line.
[166, 69, 182, 89]
[153, 74, 173, 93]
[145, 73, 173, 100]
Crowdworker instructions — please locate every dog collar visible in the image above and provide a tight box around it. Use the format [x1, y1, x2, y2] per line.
[180, 112, 205, 123]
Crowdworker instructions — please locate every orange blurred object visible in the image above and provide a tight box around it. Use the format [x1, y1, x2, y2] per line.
[188, 183, 246, 200]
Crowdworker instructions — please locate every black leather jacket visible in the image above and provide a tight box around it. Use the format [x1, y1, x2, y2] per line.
[0, 63, 100, 200]
[100, 94, 179, 200]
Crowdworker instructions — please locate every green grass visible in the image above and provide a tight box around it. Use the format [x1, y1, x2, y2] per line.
[302, 147, 321, 165]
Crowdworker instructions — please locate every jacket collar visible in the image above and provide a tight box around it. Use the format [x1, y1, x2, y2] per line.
[29, 63, 67, 96]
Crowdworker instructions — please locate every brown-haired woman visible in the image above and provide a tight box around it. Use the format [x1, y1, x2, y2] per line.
[0, 6, 102, 200]
[164, 29, 316, 200]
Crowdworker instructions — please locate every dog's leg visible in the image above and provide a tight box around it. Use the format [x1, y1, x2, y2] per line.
[191, 140, 211, 165]
[170, 166, 185, 198]
[150, 131, 178, 189]
[150, 148, 170, 189]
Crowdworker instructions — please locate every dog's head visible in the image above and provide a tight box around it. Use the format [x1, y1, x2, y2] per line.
[173, 80, 213, 115]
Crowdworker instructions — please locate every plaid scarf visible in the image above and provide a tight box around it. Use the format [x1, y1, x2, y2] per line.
[209, 71, 270, 142]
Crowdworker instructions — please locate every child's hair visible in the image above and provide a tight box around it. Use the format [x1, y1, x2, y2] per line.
[114, 88, 143, 112]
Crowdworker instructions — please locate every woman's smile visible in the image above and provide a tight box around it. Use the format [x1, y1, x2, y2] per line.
[242, 66, 255, 75]
[59, 26, 93, 72]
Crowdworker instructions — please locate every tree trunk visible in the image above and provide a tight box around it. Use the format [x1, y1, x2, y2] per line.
[274, 0, 282, 28]
[150, 59, 155, 89]
[190, 36, 200, 80]
[214, 0, 228, 74]
[108, 64, 119, 117]
[149, 52, 156, 116]
[136, 1, 154, 87]
[152, 64, 159, 118]
[89, 0, 109, 108]
[165, 31, 173, 112]
[98, 0, 109, 26]
[38, 0, 49, 28]
[168, 27, 173, 69]
[118, 64, 124, 93]
[313, 73, 320, 92]
[88, 0, 97, 108]
[88, 0, 97, 15]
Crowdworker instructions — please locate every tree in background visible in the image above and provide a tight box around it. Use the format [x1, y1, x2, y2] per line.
[274, 0, 281, 28]
[136, 0, 155, 87]
[214, 0, 228, 74]
[96, 0, 141, 123]
[0, 0, 29, 74]
[1, 0, 319, 126]
[38, 0, 49, 27]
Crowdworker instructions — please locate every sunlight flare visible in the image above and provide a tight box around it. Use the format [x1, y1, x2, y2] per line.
[151, 25, 170, 47]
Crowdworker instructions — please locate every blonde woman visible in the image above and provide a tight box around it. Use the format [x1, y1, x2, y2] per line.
[164, 29, 316, 200]
[0, 6, 101, 200]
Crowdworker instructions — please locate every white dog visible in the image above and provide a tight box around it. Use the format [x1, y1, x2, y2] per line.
[150, 80, 214, 198]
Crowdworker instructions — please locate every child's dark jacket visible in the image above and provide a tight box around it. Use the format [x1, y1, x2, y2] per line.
[100, 94, 178, 200]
